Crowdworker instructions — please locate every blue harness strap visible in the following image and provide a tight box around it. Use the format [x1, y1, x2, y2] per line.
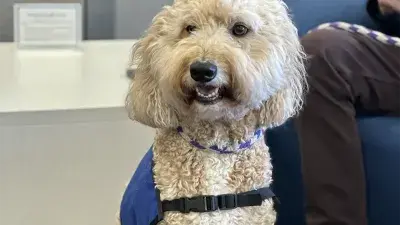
[120, 148, 158, 225]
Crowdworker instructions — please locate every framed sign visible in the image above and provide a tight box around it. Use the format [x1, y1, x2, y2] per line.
[13, 3, 82, 49]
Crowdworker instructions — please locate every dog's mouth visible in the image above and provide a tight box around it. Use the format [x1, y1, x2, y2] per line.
[195, 85, 222, 104]
[185, 85, 232, 105]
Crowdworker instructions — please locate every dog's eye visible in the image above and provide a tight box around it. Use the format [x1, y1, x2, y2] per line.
[231, 23, 249, 37]
[185, 25, 196, 34]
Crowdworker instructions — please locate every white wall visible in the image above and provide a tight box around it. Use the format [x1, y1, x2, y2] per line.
[0, 108, 155, 225]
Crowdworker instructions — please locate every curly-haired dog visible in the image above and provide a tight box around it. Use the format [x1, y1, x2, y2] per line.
[120, 0, 306, 224]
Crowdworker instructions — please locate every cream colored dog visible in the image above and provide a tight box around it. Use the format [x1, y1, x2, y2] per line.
[120, 0, 306, 224]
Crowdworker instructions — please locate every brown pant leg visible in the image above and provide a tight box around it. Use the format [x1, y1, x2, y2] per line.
[295, 29, 400, 225]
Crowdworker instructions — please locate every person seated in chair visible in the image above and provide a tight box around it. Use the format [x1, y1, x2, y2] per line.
[295, 0, 400, 225]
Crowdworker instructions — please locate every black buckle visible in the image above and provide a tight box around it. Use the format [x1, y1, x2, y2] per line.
[175, 194, 239, 213]
[179, 196, 218, 213]
[217, 194, 238, 210]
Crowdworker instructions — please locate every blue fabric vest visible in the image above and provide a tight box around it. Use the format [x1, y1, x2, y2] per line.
[119, 146, 277, 225]
[120, 148, 157, 225]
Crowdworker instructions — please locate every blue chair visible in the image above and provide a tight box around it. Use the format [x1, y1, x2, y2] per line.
[269, 1, 400, 225]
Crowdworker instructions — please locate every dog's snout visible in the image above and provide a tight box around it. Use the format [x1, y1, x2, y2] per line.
[190, 61, 217, 83]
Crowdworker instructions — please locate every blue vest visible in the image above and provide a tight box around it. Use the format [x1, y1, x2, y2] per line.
[119, 146, 277, 225]
[120, 148, 157, 225]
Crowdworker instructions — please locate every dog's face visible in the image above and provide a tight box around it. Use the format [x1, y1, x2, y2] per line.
[127, 0, 306, 128]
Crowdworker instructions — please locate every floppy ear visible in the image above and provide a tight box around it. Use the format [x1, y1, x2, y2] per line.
[125, 37, 179, 128]
[260, 32, 307, 127]
[261, 85, 304, 128]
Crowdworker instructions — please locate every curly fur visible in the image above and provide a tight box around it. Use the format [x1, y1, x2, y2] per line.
[119, 0, 306, 224]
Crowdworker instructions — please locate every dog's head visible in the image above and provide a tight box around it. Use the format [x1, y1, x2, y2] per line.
[126, 0, 306, 128]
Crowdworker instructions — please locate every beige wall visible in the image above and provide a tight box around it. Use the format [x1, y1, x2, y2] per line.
[0, 108, 155, 225]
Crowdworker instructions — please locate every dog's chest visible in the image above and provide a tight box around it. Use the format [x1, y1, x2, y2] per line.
[153, 133, 272, 197]
[152, 132, 275, 224]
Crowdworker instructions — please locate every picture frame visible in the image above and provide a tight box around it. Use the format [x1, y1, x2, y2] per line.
[13, 3, 83, 49]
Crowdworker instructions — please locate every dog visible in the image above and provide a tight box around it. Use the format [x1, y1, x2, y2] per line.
[119, 0, 306, 224]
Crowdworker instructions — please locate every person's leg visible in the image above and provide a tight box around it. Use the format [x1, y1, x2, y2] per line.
[295, 29, 400, 225]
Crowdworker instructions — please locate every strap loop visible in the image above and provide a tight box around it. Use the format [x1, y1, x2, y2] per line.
[218, 194, 237, 210]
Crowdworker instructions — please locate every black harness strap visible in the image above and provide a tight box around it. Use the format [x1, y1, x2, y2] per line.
[150, 187, 278, 225]
[163, 187, 276, 213]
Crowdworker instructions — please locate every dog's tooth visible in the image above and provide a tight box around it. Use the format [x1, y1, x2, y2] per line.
[195, 87, 220, 101]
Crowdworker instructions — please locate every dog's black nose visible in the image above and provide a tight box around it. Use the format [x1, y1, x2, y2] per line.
[190, 61, 217, 83]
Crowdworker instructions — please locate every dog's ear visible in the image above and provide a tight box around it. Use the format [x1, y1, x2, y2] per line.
[261, 86, 303, 128]
[125, 36, 179, 128]
[260, 38, 307, 128]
